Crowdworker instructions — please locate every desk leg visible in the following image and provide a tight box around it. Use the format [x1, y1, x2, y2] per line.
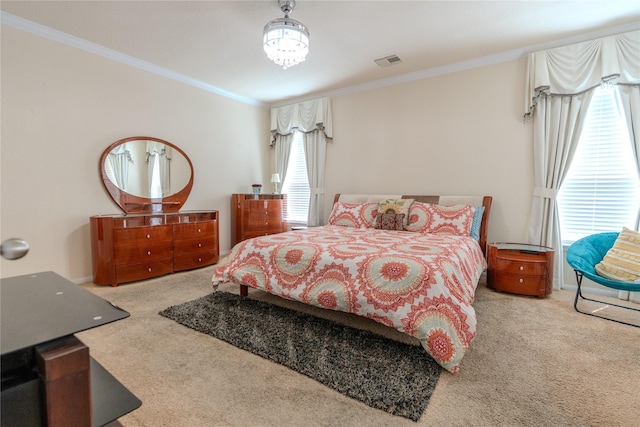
[35, 336, 91, 427]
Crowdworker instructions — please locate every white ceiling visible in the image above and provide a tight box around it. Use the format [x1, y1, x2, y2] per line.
[2, 1, 639, 106]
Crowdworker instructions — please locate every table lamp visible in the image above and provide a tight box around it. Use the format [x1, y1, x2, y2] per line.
[271, 173, 281, 194]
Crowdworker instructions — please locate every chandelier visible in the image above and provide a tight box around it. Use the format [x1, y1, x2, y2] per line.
[263, 0, 309, 69]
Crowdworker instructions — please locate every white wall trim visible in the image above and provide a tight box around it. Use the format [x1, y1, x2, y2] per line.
[72, 275, 95, 286]
[562, 283, 620, 299]
[271, 21, 640, 107]
[0, 12, 268, 108]
[3, 11, 638, 110]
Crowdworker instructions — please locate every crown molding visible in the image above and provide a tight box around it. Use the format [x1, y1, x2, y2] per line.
[1, 12, 268, 108]
[271, 21, 640, 108]
[3, 11, 638, 110]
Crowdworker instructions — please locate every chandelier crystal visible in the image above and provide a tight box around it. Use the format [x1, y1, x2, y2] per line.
[263, 0, 309, 69]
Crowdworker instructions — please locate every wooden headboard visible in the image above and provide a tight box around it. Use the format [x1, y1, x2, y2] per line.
[333, 194, 493, 255]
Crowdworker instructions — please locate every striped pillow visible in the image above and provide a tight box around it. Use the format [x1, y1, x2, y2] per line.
[595, 227, 640, 282]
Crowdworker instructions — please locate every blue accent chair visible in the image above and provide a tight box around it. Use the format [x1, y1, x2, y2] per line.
[566, 232, 640, 327]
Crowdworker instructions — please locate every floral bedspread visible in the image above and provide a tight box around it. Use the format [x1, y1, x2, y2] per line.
[211, 225, 486, 373]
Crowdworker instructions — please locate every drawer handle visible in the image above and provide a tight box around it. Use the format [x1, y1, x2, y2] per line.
[146, 234, 151, 239]
[198, 228, 202, 233]
[198, 257, 202, 262]
[519, 278, 524, 283]
[147, 251, 151, 256]
[198, 243, 202, 248]
[519, 266, 524, 271]
[148, 267, 152, 273]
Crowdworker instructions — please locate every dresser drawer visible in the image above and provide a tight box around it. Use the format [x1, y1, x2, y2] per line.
[173, 221, 216, 240]
[114, 225, 173, 246]
[173, 251, 218, 271]
[244, 201, 283, 225]
[493, 257, 547, 275]
[173, 236, 217, 254]
[115, 241, 173, 264]
[115, 258, 173, 283]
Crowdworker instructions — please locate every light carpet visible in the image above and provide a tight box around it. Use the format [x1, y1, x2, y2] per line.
[78, 267, 640, 427]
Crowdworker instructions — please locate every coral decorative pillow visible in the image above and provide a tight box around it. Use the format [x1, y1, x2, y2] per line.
[327, 202, 378, 228]
[377, 199, 414, 227]
[405, 202, 430, 232]
[406, 203, 475, 236]
[374, 212, 405, 231]
[595, 227, 640, 282]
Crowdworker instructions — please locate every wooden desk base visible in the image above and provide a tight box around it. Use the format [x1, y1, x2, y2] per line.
[36, 336, 92, 427]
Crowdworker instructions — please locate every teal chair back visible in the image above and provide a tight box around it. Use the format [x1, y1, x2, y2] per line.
[567, 232, 640, 292]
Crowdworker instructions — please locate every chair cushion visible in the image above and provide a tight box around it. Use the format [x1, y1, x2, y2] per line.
[595, 227, 640, 282]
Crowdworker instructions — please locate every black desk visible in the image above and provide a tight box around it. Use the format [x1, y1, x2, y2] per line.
[1, 271, 141, 426]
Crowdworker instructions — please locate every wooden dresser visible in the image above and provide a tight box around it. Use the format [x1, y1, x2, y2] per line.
[90, 211, 219, 286]
[487, 242, 554, 298]
[231, 194, 287, 246]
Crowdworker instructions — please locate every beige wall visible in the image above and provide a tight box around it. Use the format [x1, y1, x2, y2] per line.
[1, 27, 271, 282]
[323, 58, 534, 244]
[1, 25, 537, 285]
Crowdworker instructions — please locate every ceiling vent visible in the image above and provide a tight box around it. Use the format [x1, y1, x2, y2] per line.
[374, 54, 403, 67]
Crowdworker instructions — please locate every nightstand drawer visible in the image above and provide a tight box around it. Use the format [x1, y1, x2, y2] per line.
[491, 273, 546, 296]
[493, 258, 547, 275]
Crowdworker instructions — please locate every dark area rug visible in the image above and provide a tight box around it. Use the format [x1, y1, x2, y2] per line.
[159, 291, 441, 421]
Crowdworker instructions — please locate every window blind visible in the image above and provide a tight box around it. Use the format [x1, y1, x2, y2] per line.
[282, 131, 310, 224]
[557, 86, 640, 244]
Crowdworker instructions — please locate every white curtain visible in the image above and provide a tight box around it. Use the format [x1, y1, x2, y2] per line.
[107, 145, 132, 190]
[303, 131, 327, 226]
[617, 84, 640, 303]
[274, 133, 293, 191]
[146, 142, 172, 198]
[271, 97, 333, 225]
[528, 92, 594, 289]
[525, 30, 640, 289]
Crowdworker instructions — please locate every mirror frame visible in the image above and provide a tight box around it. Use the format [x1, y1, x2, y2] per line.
[100, 136, 194, 214]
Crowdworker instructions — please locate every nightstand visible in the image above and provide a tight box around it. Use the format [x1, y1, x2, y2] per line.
[487, 243, 554, 298]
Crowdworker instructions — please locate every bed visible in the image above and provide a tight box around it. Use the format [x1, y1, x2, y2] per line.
[212, 194, 492, 373]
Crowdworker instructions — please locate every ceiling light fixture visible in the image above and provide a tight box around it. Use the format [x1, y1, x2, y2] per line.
[263, 0, 309, 69]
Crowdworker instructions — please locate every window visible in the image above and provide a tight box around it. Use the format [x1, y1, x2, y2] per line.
[557, 86, 640, 245]
[148, 154, 162, 199]
[281, 131, 310, 224]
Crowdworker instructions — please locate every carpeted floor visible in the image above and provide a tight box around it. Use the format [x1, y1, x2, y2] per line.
[159, 291, 441, 421]
[78, 267, 640, 427]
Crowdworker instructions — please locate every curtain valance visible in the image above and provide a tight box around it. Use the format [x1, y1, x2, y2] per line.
[146, 141, 172, 158]
[270, 97, 333, 146]
[525, 30, 640, 118]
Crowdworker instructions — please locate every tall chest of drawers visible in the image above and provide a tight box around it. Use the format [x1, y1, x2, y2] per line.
[231, 194, 287, 246]
[90, 211, 218, 286]
[487, 242, 554, 298]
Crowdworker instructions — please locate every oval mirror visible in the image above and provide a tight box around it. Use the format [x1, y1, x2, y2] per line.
[100, 136, 193, 214]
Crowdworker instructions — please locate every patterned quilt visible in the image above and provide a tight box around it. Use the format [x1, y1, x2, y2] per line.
[211, 225, 487, 373]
